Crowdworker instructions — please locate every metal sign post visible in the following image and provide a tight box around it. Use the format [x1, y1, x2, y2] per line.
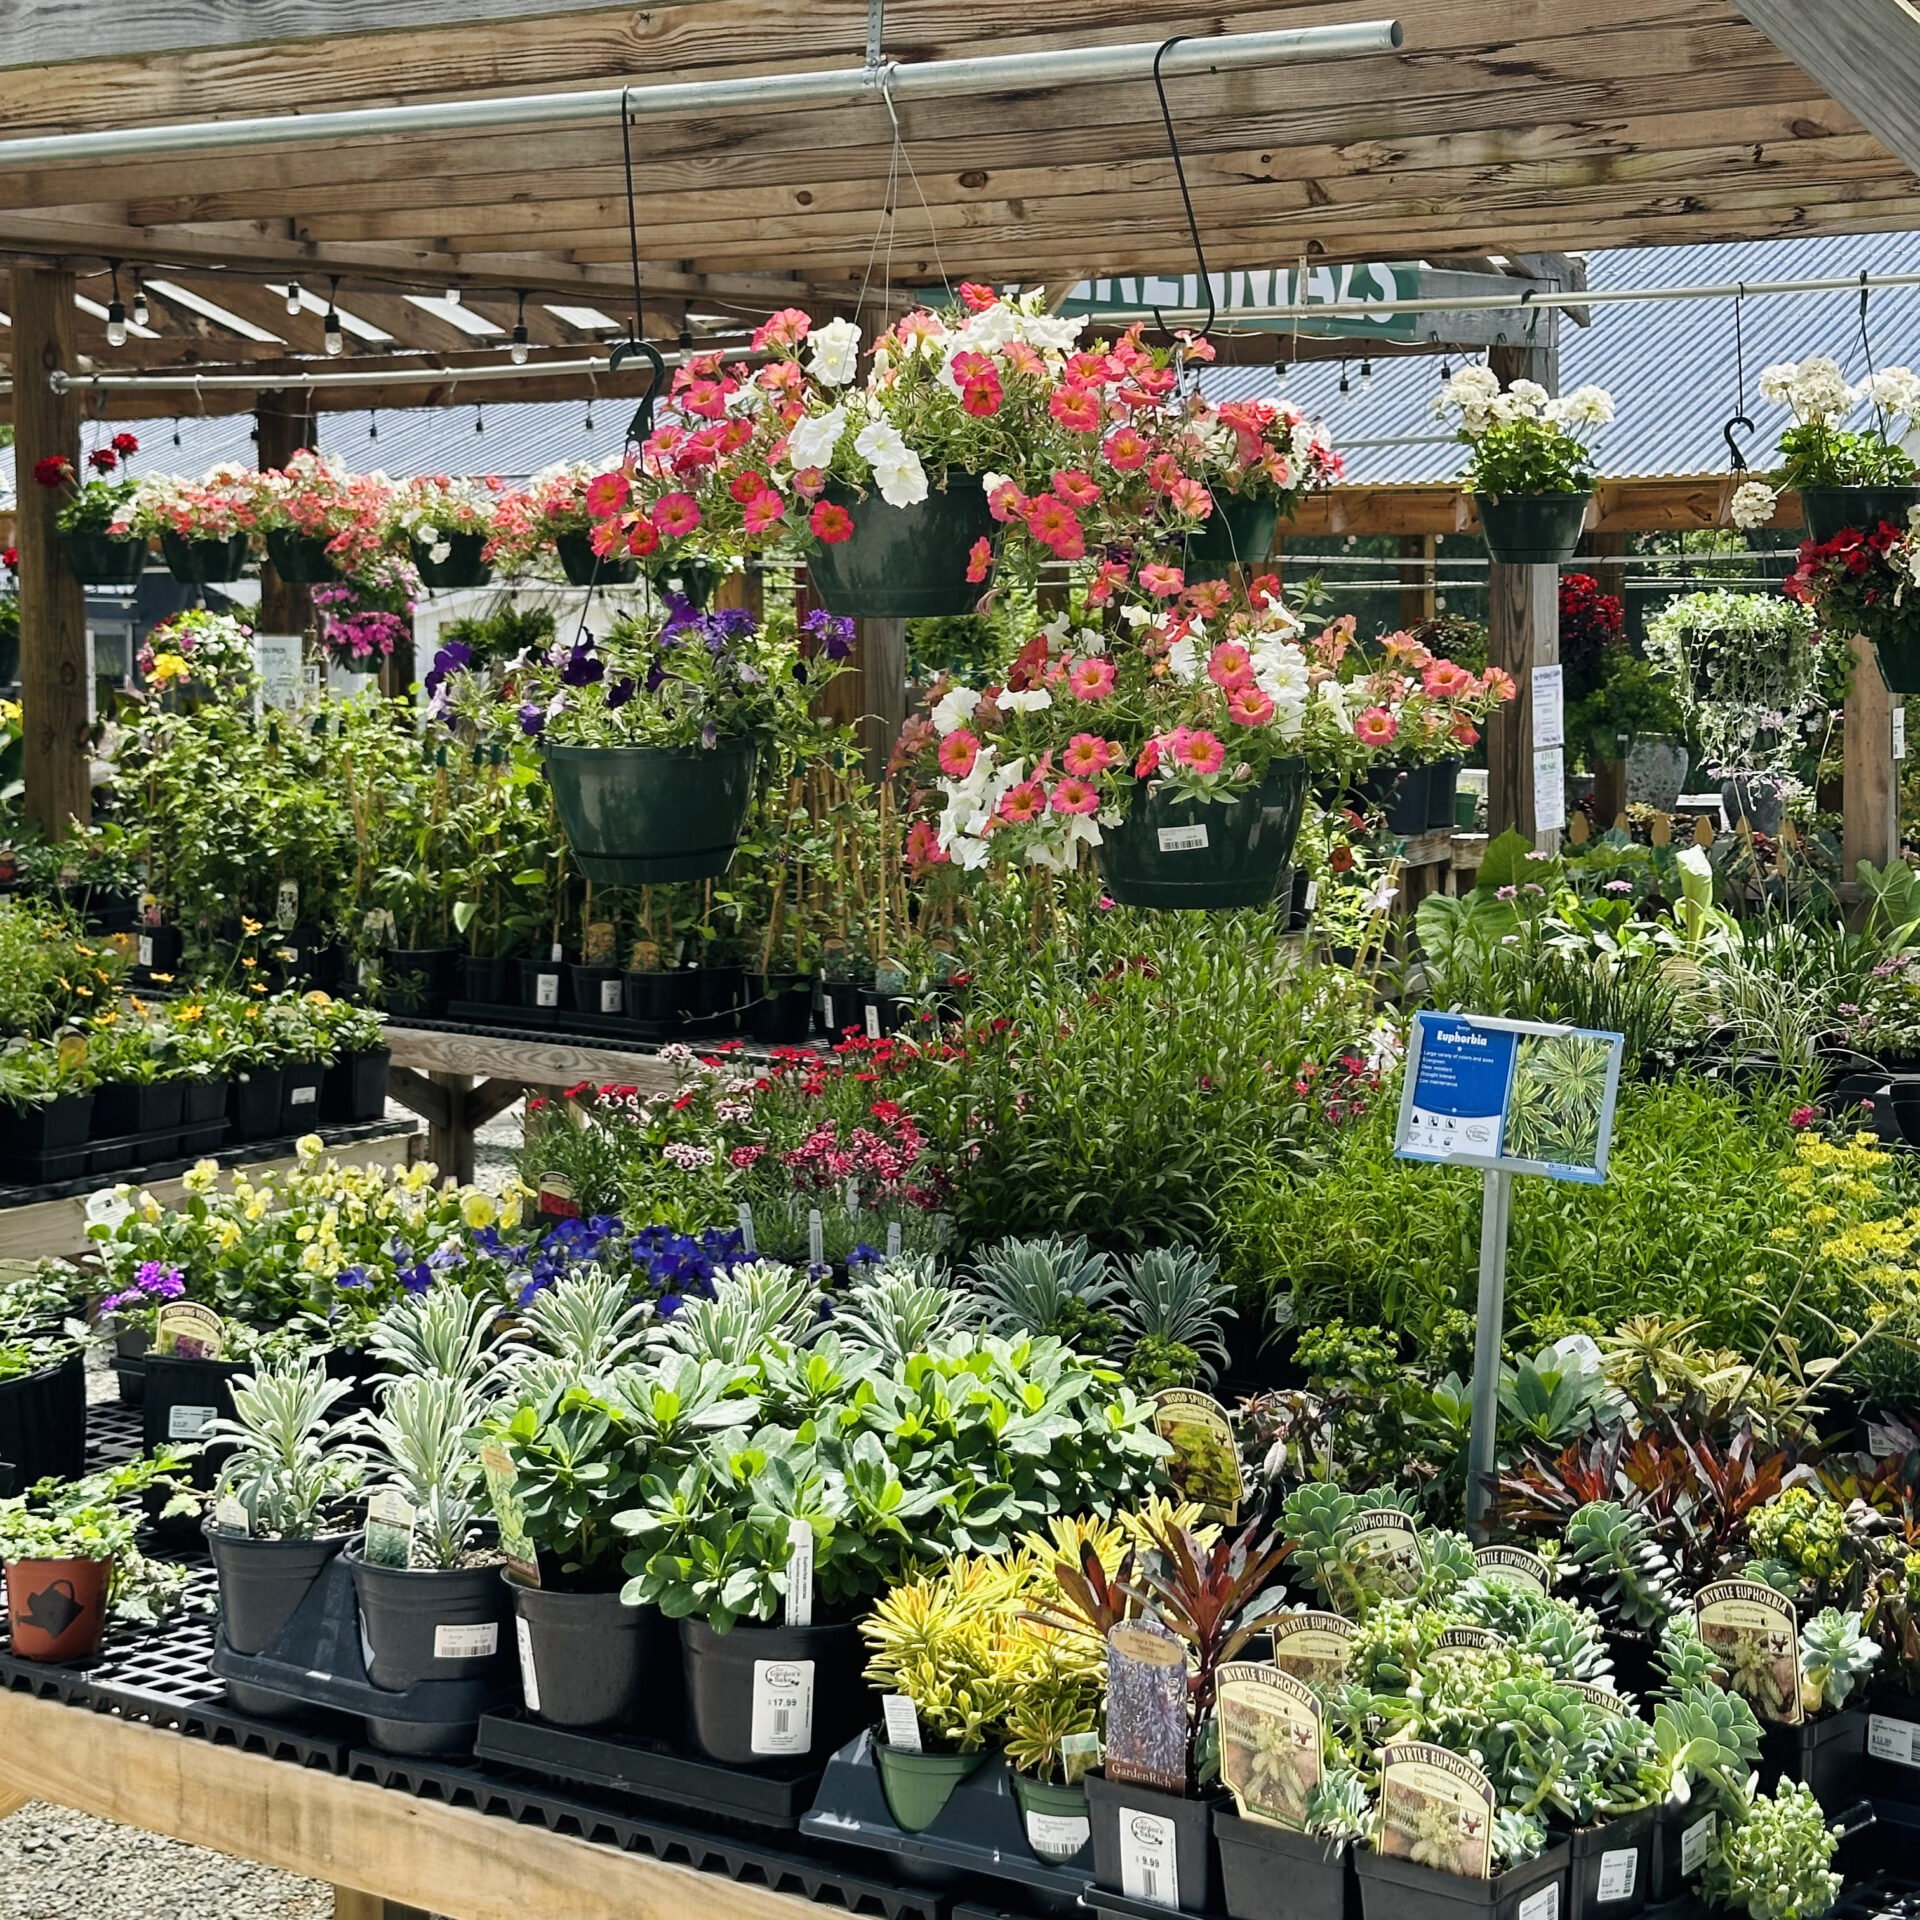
[1465, 1167, 1513, 1538]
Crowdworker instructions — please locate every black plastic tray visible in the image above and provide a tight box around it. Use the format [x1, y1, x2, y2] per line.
[476, 1706, 821, 1829]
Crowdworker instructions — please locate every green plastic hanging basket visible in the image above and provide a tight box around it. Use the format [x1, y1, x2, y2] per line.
[1182, 492, 1280, 583]
[1473, 491, 1590, 565]
[60, 531, 147, 586]
[1096, 761, 1309, 909]
[1799, 485, 1920, 545]
[545, 739, 758, 884]
[555, 530, 638, 588]
[160, 531, 252, 584]
[264, 529, 341, 584]
[806, 475, 993, 618]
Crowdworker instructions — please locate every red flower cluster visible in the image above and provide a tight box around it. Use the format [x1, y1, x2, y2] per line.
[1784, 519, 1919, 654]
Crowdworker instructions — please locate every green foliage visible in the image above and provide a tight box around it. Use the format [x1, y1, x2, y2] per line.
[1116, 1245, 1231, 1388]
[1702, 1780, 1840, 1920]
[1798, 1607, 1879, 1712]
[963, 1235, 1121, 1350]
[1563, 1501, 1681, 1633]
[1652, 1681, 1762, 1816]
[211, 1358, 363, 1540]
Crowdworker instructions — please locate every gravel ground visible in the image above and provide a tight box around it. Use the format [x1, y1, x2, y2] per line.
[0, 1800, 332, 1919]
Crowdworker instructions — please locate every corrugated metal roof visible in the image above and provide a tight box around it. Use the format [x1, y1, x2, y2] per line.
[8, 232, 1920, 498]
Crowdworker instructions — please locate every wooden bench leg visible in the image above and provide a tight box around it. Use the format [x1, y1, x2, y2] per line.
[427, 1071, 474, 1184]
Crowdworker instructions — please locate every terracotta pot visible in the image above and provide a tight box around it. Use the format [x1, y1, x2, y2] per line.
[6, 1555, 111, 1663]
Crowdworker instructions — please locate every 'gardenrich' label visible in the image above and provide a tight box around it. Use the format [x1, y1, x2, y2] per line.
[432, 1621, 499, 1660]
[1118, 1808, 1181, 1908]
[750, 1659, 814, 1754]
[600, 978, 623, 1014]
[535, 971, 560, 1008]
[1156, 823, 1209, 854]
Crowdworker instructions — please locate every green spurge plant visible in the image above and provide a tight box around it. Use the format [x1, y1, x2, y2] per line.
[1562, 1501, 1683, 1633]
[1116, 1244, 1232, 1389]
[963, 1235, 1122, 1350]
[1701, 1781, 1840, 1920]
[1653, 1682, 1763, 1816]
[1744, 1489, 1863, 1609]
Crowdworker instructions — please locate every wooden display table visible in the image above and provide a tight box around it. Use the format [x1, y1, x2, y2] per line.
[0, 1688, 816, 1920]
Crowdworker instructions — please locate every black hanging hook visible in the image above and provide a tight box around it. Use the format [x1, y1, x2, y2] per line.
[610, 87, 670, 448]
[1150, 37, 1215, 346]
[1723, 282, 1755, 473]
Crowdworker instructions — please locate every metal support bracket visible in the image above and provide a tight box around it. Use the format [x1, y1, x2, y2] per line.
[866, 0, 885, 70]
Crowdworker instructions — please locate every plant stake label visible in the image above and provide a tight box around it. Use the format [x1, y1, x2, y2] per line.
[886, 1221, 902, 1258]
[1696, 1580, 1801, 1725]
[1435, 1626, 1505, 1654]
[363, 1487, 417, 1569]
[275, 879, 300, 926]
[1118, 1807, 1181, 1908]
[599, 977, 623, 1014]
[84, 1188, 133, 1233]
[864, 1001, 881, 1040]
[1269, 1610, 1358, 1688]
[783, 1516, 814, 1628]
[1345, 1511, 1424, 1598]
[534, 970, 560, 1008]
[1105, 1618, 1189, 1792]
[154, 1300, 224, 1360]
[478, 1442, 540, 1586]
[1377, 1741, 1496, 1880]
[536, 1175, 579, 1221]
[808, 1210, 825, 1271]
[1217, 1660, 1322, 1830]
[1157, 823, 1209, 853]
[1151, 1389, 1244, 1524]
[751, 1659, 814, 1755]
[1473, 1545, 1550, 1594]
[138, 934, 154, 969]
[1060, 1730, 1102, 1784]
[1564, 1681, 1626, 1715]
[516, 1614, 541, 1713]
[881, 1693, 923, 1752]
[736, 1202, 757, 1256]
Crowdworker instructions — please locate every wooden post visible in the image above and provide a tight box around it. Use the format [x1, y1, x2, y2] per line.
[14, 265, 90, 840]
[256, 388, 318, 639]
[1483, 335, 1563, 850]
[713, 564, 764, 620]
[856, 615, 907, 785]
[426, 1070, 476, 1184]
[1844, 634, 1898, 890]
[1397, 534, 1436, 629]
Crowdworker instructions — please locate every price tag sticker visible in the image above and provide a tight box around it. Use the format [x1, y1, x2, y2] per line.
[1118, 1808, 1180, 1908]
[516, 1614, 541, 1713]
[535, 971, 559, 1009]
[750, 1658, 814, 1755]
[599, 978, 623, 1014]
[432, 1621, 500, 1660]
[1681, 1814, 1716, 1877]
[1157, 824, 1208, 854]
[1871, 1714, 1920, 1767]
[1596, 1849, 1637, 1903]
[1517, 1887, 1559, 1920]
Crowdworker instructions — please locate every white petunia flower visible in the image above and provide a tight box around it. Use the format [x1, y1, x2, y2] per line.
[807, 317, 862, 386]
[1166, 635, 1203, 684]
[871, 450, 929, 509]
[931, 685, 981, 736]
[999, 687, 1053, 714]
[785, 406, 847, 472]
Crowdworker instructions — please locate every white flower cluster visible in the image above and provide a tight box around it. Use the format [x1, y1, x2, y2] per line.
[932, 740, 1103, 874]
[851, 418, 928, 508]
[785, 405, 846, 474]
[807, 316, 862, 387]
[1431, 366, 1613, 439]
[1730, 480, 1780, 531]
[1758, 356, 1857, 426]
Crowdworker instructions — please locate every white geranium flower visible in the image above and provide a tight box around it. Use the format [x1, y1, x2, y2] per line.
[1730, 480, 1779, 531]
[931, 685, 981, 736]
[807, 317, 862, 387]
[1787, 356, 1855, 424]
[1866, 366, 1920, 419]
[999, 687, 1053, 714]
[1562, 384, 1615, 427]
[785, 406, 846, 472]
[1508, 378, 1550, 409]
[1758, 362, 1798, 406]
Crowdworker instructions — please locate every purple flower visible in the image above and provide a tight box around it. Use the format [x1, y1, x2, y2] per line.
[518, 702, 547, 738]
[336, 1266, 370, 1290]
[560, 642, 605, 688]
[803, 608, 856, 662]
[399, 1262, 434, 1294]
[606, 676, 635, 709]
[700, 720, 719, 749]
[100, 1288, 141, 1315]
[134, 1259, 185, 1299]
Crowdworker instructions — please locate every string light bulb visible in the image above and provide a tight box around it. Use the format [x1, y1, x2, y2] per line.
[105, 258, 127, 347]
[475, 402, 485, 434]
[1360, 357, 1375, 394]
[1440, 358, 1453, 383]
[1275, 360, 1289, 390]
[446, 285, 463, 307]
[285, 280, 302, 315]
[509, 289, 530, 366]
[323, 275, 344, 357]
[1337, 362, 1351, 399]
[130, 273, 149, 330]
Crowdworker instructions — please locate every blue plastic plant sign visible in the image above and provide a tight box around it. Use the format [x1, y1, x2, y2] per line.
[1394, 1010, 1624, 1185]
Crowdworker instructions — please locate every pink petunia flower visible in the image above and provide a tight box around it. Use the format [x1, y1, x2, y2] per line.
[996, 780, 1048, 825]
[988, 479, 1029, 524]
[1102, 426, 1148, 472]
[965, 536, 993, 584]
[938, 729, 980, 778]
[1139, 562, 1185, 598]
[1354, 706, 1399, 746]
[1050, 776, 1101, 815]
[1207, 641, 1254, 692]
[585, 471, 631, 517]
[1026, 495, 1086, 560]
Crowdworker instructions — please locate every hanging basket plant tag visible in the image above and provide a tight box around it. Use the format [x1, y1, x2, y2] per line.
[1696, 1579, 1802, 1725]
[1473, 1546, 1550, 1594]
[1105, 1618, 1190, 1792]
[1269, 1611, 1358, 1688]
[1152, 1389, 1245, 1524]
[1377, 1741, 1497, 1880]
[1218, 1660, 1322, 1830]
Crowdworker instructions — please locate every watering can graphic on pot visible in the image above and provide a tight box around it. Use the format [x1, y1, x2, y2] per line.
[19, 1578, 85, 1639]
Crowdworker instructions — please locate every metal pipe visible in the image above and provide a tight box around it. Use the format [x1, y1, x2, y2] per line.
[0, 21, 1402, 169]
[1088, 268, 1920, 326]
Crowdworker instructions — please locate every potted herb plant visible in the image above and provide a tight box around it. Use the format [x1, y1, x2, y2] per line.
[1436, 368, 1614, 565]
[37, 439, 148, 585]
[203, 1355, 363, 1658]
[0, 1262, 91, 1489]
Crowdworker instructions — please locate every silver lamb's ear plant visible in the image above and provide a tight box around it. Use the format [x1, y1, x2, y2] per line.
[362, 1372, 487, 1570]
[364, 1285, 499, 1387]
[1117, 1244, 1232, 1386]
[964, 1235, 1121, 1344]
[657, 1259, 820, 1364]
[211, 1357, 363, 1540]
[831, 1255, 979, 1366]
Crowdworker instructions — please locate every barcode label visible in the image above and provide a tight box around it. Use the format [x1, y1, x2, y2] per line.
[1025, 1808, 1090, 1861]
[750, 1658, 814, 1755]
[168, 1404, 218, 1439]
[1517, 1886, 1559, 1920]
[289, 1084, 316, 1105]
[1597, 1848, 1637, 1902]
[600, 978, 623, 1014]
[882, 1693, 922, 1752]
[1681, 1813, 1716, 1875]
[784, 1517, 815, 1628]
[1872, 1714, 1920, 1767]
[1119, 1808, 1179, 1909]
[864, 1003, 881, 1039]
[535, 972, 559, 1008]
[1157, 824, 1208, 853]
[432, 1621, 499, 1660]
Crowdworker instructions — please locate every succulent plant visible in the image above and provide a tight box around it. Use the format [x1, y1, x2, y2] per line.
[1116, 1244, 1232, 1388]
[1652, 1681, 1762, 1816]
[1798, 1606, 1880, 1713]
[1701, 1781, 1840, 1920]
[1656, 1610, 1728, 1691]
[964, 1234, 1122, 1351]
[1564, 1499, 1681, 1631]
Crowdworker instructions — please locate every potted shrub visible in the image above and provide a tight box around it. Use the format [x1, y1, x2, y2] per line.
[1733, 356, 1920, 543]
[36, 439, 148, 585]
[266, 993, 332, 1133]
[1436, 367, 1613, 565]
[507, 602, 852, 887]
[0, 1454, 197, 1663]
[203, 1355, 363, 1656]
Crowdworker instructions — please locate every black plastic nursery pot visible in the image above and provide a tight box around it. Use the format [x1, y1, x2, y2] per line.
[1426, 757, 1464, 832]
[1215, 1808, 1354, 1920]
[228, 1067, 287, 1143]
[676, 965, 743, 1030]
[320, 1048, 391, 1125]
[1359, 762, 1432, 836]
[263, 528, 340, 584]
[818, 980, 868, 1038]
[382, 948, 456, 1018]
[410, 530, 492, 591]
[872, 1737, 990, 1834]
[160, 529, 252, 584]
[180, 1076, 229, 1128]
[93, 1078, 185, 1142]
[459, 954, 516, 1005]
[1798, 484, 1920, 545]
[141, 1352, 245, 1484]
[679, 1617, 869, 1767]
[747, 973, 817, 1045]
[569, 964, 627, 1021]
[348, 1545, 514, 1693]
[0, 1091, 94, 1160]
[1645, 1801, 1719, 1907]
[1867, 1692, 1920, 1804]
[1355, 1840, 1572, 1920]
[508, 1576, 666, 1732]
[1474, 492, 1591, 566]
[205, 1522, 353, 1656]
[0, 1352, 87, 1489]
[1758, 1707, 1867, 1810]
[132, 924, 185, 977]
[622, 969, 681, 1026]
[555, 529, 639, 587]
[546, 739, 759, 886]
[1183, 492, 1281, 584]
[1097, 761, 1310, 910]
[1871, 632, 1920, 698]
[60, 529, 147, 586]
[519, 956, 569, 1014]
[1087, 1771, 1228, 1915]
[280, 1059, 326, 1132]
[1561, 1804, 1657, 1920]
[806, 475, 994, 618]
